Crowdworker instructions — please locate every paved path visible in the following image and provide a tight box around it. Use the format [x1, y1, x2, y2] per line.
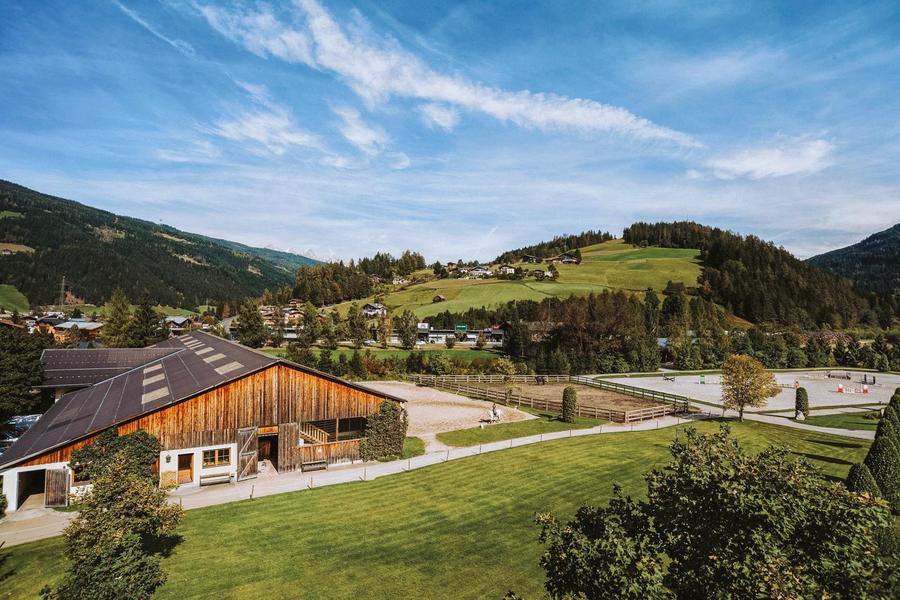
[743, 413, 875, 440]
[0, 507, 74, 548]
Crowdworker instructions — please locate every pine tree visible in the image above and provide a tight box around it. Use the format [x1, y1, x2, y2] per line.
[316, 349, 334, 374]
[347, 303, 367, 349]
[846, 462, 881, 496]
[102, 287, 132, 348]
[350, 350, 367, 379]
[234, 300, 267, 348]
[123, 294, 165, 348]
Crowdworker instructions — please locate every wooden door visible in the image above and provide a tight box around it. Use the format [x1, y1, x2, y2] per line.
[44, 468, 69, 508]
[237, 426, 258, 481]
[177, 454, 193, 485]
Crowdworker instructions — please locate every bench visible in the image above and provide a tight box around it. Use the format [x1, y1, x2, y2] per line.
[301, 460, 328, 472]
[199, 472, 233, 486]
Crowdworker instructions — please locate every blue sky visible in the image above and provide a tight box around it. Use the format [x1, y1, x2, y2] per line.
[1, 1, 899, 262]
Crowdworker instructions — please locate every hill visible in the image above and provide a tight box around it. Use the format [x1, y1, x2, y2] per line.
[0, 180, 317, 308]
[623, 221, 884, 327]
[332, 239, 703, 319]
[807, 223, 900, 296]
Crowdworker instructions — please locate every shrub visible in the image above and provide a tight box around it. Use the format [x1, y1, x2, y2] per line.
[562, 386, 578, 423]
[70, 429, 162, 482]
[846, 462, 881, 497]
[884, 405, 900, 433]
[875, 419, 900, 454]
[444, 336, 456, 349]
[0, 490, 6, 518]
[864, 436, 900, 513]
[359, 401, 409, 461]
[795, 387, 809, 418]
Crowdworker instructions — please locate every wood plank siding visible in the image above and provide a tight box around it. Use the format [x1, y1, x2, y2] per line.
[18, 364, 387, 468]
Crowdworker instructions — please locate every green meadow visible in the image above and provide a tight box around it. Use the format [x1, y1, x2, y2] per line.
[2, 420, 869, 599]
[0, 284, 29, 312]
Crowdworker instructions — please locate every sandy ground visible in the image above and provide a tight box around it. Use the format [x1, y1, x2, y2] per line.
[479, 383, 661, 410]
[359, 381, 535, 437]
[605, 370, 900, 413]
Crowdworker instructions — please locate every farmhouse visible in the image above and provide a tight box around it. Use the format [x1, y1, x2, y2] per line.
[0, 331, 402, 512]
[362, 302, 388, 318]
[521, 254, 540, 263]
[467, 266, 493, 279]
[498, 264, 516, 275]
[52, 320, 104, 343]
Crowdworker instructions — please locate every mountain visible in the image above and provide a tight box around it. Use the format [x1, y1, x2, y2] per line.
[622, 222, 884, 328]
[0, 180, 316, 308]
[807, 224, 900, 296]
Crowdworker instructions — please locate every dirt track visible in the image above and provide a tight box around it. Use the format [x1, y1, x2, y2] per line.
[360, 381, 534, 436]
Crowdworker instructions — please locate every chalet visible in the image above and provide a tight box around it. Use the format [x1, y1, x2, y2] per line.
[33, 316, 65, 336]
[432, 294, 446, 303]
[52, 320, 104, 343]
[558, 253, 579, 264]
[362, 302, 388, 318]
[498, 264, 516, 276]
[467, 266, 493, 279]
[164, 316, 192, 336]
[521, 254, 540, 264]
[0, 331, 403, 512]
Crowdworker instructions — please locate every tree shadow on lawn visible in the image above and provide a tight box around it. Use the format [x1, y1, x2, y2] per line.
[802, 437, 865, 450]
[0, 543, 13, 584]
[145, 533, 184, 559]
[790, 451, 854, 467]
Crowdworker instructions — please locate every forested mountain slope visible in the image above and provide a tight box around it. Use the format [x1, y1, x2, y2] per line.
[623, 221, 891, 328]
[0, 180, 316, 308]
[808, 224, 900, 296]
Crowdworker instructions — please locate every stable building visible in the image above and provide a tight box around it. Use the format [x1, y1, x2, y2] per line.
[0, 332, 402, 512]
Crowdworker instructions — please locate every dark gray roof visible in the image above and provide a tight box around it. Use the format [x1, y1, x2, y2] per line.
[0, 332, 402, 470]
[40, 348, 181, 389]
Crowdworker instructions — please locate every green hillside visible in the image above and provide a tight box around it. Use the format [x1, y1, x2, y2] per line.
[333, 240, 702, 318]
[0, 180, 317, 308]
[0, 283, 28, 312]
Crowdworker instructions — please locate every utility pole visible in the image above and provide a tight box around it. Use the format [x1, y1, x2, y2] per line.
[59, 276, 66, 307]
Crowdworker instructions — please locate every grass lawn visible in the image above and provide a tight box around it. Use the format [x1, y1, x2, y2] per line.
[437, 409, 606, 447]
[1, 420, 870, 599]
[798, 411, 881, 431]
[0, 210, 24, 220]
[400, 436, 426, 459]
[0, 284, 29, 312]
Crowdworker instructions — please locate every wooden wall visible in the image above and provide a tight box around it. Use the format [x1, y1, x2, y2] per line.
[18, 363, 389, 468]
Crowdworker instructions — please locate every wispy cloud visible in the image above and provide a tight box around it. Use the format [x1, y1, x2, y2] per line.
[694, 137, 836, 180]
[114, 1, 195, 56]
[332, 106, 388, 155]
[205, 83, 321, 156]
[419, 103, 460, 131]
[198, 0, 698, 147]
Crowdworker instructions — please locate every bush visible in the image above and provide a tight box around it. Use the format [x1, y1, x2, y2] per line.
[884, 405, 900, 433]
[846, 462, 881, 496]
[359, 401, 409, 461]
[0, 490, 6, 518]
[875, 419, 900, 452]
[864, 436, 900, 512]
[795, 387, 809, 418]
[562, 386, 578, 424]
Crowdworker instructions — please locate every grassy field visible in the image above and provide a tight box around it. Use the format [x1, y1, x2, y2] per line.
[0, 210, 24, 220]
[1, 420, 870, 599]
[437, 409, 606, 446]
[34, 303, 198, 317]
[261, 345, 504, 363]
[0, 242, 34, 254]
[330, 240, 702, 318]
[400, 436, 426, 458]
[799, 411, 881, 430]
[0, 284, 29, 312]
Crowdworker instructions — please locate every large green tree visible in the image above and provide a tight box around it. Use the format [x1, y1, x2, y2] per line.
[533, 426, 897, 599]
[101, 287, 132, 348]
[395, 310, 418, 350]
[0, 327, 52, 422]
[123, 293, 166, 348]
[721, 354, 780, 420]
[234, 300, 267, 348]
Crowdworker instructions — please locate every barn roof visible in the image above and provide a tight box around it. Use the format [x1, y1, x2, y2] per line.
[0, 332, 402, 470]
[39, 347, 182, 389]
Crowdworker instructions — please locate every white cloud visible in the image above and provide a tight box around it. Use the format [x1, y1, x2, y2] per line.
[332, 106, 388, 155]
[114, 1, 195, 56]
[198, 4, 313, 64]
[387, 152, 410, 170]
[419, 103, 460, 131]
[206, 85, 321, 156]
[198, 0, 697, 147]
[701, 137, 835, 180]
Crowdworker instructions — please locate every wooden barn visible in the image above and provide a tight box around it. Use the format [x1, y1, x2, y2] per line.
[0, 332, 403, 512]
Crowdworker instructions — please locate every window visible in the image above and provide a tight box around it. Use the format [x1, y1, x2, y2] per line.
[202, 448, 230, 467]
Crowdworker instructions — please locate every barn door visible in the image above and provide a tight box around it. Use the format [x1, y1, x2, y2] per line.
[44, 468, 70, 508]
[237, 426, 258, 481]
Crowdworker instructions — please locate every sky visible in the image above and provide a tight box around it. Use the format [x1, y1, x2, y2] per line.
[1, 1, 899, 262]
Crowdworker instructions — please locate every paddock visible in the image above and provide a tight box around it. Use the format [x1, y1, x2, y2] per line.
[603, 370, 900, 413]
[474, 383, 661, 412]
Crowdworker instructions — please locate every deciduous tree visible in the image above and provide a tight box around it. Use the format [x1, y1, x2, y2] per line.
[721, 354, 780, 420]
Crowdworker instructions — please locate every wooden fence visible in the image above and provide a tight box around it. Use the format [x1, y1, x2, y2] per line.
[407, 374, 690, 423]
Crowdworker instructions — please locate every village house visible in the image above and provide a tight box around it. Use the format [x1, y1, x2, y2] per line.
[164, 315, 192, 336]
[52, 320, 104, 343]
[498, 264, 516, 276]
[362, 302, 388, 318]
[0, 331, 404, 512]
[467, 266, 493, 279]
[521, 254, 541, 264]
